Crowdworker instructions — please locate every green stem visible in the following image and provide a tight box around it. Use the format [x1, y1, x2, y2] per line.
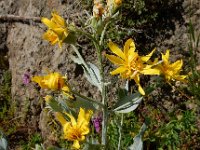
[93, 37, 108, 147]
[117, 114, 124, 150]
[99, 22, 109, 46]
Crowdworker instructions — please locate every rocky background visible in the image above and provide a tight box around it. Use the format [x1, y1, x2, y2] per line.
[0, 0, 199, 149]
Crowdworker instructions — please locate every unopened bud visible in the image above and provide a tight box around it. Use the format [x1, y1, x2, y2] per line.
[115, 0, 122, 6]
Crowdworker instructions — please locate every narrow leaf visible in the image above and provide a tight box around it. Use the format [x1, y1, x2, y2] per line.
[128, 123, 147, 150]
[70, 55, 82, 65]
[0, 131, 8, 150]
[114, 92, 143, 113]
[68, 94, 98, 110]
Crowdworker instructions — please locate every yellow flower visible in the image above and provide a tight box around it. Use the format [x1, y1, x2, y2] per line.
[56, 108, 93, 149]
[31, 72, 70, 91]
[158, 50, 187, 82]
[106, 0, 122, 13]
[41, 11, 69, 48]
[106, 38, 160, 95]
[93, 0, 105, 18]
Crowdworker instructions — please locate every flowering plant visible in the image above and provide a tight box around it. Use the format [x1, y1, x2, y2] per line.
[31, 0, 187, 149]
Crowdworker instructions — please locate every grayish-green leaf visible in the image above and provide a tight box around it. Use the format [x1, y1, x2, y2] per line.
[114, 93, 143, 113]
[83, 62, 102, 92]
[70, 46, 102, 92]
[70, 55, 82, 65]
[0, 131, 8, 150]
[34, 144, 45, 150]
[128, 123, 147, 150]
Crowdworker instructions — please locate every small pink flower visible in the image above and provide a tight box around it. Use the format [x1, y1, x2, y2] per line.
[92, 112, 102, 133]
[23, 72, 31, 85]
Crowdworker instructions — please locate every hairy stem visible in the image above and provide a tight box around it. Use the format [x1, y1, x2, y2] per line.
[117, 114, 124, 150]
[93, 36, 108, 147]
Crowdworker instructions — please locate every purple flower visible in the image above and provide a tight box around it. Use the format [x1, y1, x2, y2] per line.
[92, 113, 102, 133]
[22, 72, 31, 85]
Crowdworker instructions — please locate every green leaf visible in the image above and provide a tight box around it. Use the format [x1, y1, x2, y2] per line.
[67, 94, 98, 111]
[189, 20, 195, 42]
[113, 92, 143, 113]
[128, 123, 147, 150]
[63, 32, 77, 44]
[47, 97, 65, 113]
[117, 88, 128, 100]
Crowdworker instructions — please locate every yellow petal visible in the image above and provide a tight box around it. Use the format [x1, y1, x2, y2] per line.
[175, 75, 187, 82]
[66, 113, 77, 126]
[52, 28, 66, 37]
[80, 135, 86, 141]
[31, 76, 42, 83]
[85, 110, 93, 121]
[62, 86, 70, 92]
[41, 17, 56, 29]
[133, 74, 145, 95]
[162, 50, 170, 64]
[43, 74, 58, 90]
[51, 11, 66, 27]
[128, 50, 138, 63]
[55, 112, 67, 126]
[106, 54, 124, 65]
[77, 108, 85, 126]
[110, 66, 127, 75]
[108, 41, 125, 59]
[44, 95, 52, 103]
[138, 83, 145, 95]
[43, 30, 58, 45]
[31, 76, 47, 88]
[124, 38, 135, 58]
[140, 68, 160, 75]
[171, 60, 183, 71]
[58, 41, 63, 49]
[141, 48, 156, 62]
[72, 140, 80, 149]
[81, 126, 90, 135]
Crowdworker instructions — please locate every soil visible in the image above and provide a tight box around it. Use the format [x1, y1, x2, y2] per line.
[0, 0, 199, 149]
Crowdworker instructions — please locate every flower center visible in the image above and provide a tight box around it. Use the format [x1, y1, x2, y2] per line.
[66, 127, 83, 141]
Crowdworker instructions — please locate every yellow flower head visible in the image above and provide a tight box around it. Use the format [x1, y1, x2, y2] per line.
[31, 72, 69, 91]
[106, 0, 122, 14]
[41, 11, 69, 48]
[158, 50, 187, 82]
[56, 108, 93, 149]
[106, 38, 160, 95]
[93, 0, 105, 18]
[114, 0, 122, 6]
